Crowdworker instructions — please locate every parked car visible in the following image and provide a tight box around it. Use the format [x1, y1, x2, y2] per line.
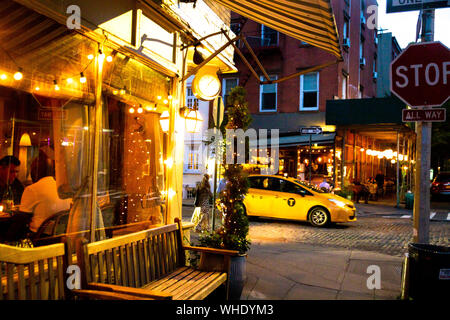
[431, 172, 450, 199]
[243, 175, 356, 227]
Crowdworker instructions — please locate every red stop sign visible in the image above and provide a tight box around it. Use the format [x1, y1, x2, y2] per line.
[390, 41, 450, 107]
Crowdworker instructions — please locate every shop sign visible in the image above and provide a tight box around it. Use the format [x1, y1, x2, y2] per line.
[402, 108, 446, 122]
[300, 127, 322, 135]
[387, 0, 450, 13]
[38, 108, 68, 121]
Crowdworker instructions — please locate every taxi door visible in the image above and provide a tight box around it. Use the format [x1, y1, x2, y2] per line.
[271, 179, 313, 221]
[245, 177, 277, 217]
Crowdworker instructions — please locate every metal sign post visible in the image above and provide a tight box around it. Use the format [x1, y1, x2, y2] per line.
[211, 96, 224, 232]
[414, 9, 434, 244]
[300, 127, 322, 185]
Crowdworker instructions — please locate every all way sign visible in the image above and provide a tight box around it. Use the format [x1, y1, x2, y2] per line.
[402, 108, 446, 122]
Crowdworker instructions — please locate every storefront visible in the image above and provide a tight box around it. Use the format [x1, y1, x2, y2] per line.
[326, 97, 416, 203]
[0, 0, 236, 244]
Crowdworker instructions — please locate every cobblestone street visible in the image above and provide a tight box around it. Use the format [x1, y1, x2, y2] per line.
[183, 203, 450, 257]
[248, 217, 450, 257]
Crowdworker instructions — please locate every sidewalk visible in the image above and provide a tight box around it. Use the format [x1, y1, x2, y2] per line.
[182, 199, 405, 300]
[241, 241, 403, 300]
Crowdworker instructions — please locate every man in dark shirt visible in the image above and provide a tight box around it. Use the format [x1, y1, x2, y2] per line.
[0, 155, 25, 205]
[375, 170, 385, 200]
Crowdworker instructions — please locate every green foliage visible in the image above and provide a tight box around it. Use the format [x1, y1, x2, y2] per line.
[335, 187, 353, 199]
[199, 86, 252, 254]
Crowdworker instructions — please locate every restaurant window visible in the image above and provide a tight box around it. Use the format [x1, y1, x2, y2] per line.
[259, 75, 277, 112]
[100, 97, 166, 236]
[0, 86, 93, 240]
[300, 72, 319, 110]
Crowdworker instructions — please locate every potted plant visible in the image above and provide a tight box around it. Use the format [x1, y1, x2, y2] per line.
[198, 86, 252, 299]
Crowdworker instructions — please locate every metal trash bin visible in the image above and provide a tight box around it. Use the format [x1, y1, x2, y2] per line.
[405, 192, 414, 209]
[404, 243, 450, 299]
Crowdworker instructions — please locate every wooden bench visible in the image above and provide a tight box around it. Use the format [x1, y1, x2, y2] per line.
[74, 218, 239, 300]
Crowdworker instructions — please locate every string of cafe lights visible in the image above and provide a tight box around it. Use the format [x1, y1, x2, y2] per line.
[0, 41, 130, 96]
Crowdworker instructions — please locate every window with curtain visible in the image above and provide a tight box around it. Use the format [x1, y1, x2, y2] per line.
[300, 72, 319, 110]
[259, 75, 277, 112]
[101, 97, 166, 237]
[0, 86, 90, 243]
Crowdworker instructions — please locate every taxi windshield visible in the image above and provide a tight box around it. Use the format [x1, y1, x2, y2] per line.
[294, 180, 328, 193]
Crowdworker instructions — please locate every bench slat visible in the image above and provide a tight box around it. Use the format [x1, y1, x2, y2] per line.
[146, 268, 202, 293]
[168, 271, 215, 297]
[142, 267, 191, 292]
[184, 273, 227, 300]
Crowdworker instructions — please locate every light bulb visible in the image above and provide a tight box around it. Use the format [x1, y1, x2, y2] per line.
[13, 69, 23, 81]
[80, 73, 87, 83]
[66, 78, 73, 84]
[0, 74, 7, 80]
[106, 55, 113, 62]
[129, 107, 135, 114]
[87, 54, 94, 60]
[137, 107, 143, 114]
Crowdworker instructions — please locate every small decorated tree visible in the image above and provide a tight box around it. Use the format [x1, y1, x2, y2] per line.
[199, 86, 252, 254]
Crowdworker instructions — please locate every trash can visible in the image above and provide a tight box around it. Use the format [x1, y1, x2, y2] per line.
[405, 192, 414, 209]
[405, 243, 450, 299]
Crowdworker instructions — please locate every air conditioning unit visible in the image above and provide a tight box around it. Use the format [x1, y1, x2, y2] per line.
[342, 38, 350, 48]
[373, 71, 378, 79]
[360, 57, 366, 66]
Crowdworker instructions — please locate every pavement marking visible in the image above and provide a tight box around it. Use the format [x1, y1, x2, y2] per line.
[430, 212, 436, 220]
[400, 215, 411, 219]
[447, 213, 450, 221]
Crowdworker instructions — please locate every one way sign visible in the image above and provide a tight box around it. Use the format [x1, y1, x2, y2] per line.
[402, 108, 446, 122]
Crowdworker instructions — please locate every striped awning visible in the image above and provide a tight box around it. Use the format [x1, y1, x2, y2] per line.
[214, 0, 342, 59]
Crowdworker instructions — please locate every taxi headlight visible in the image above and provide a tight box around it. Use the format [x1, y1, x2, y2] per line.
[328, 198, 346, 208]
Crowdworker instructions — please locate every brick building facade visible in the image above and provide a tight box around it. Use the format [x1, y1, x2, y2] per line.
[222, 0, 379, 184]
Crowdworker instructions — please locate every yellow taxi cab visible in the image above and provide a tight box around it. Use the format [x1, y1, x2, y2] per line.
[243, 175, 356, 227]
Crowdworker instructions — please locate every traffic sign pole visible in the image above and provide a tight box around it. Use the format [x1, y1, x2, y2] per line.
[413, 9, 435, 244]
[309, 134, 312, 185]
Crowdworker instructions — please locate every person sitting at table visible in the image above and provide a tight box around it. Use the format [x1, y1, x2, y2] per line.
[0, 155, 24, 206]
[352, 179, 369, 204]
[19, 151, 72, 234]
[319, 177, 331, 192]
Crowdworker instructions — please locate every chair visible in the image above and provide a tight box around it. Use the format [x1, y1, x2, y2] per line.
[32, 210, 70, 246]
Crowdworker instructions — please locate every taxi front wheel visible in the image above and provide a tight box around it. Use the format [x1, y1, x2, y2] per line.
[309, 206, 330, 227]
